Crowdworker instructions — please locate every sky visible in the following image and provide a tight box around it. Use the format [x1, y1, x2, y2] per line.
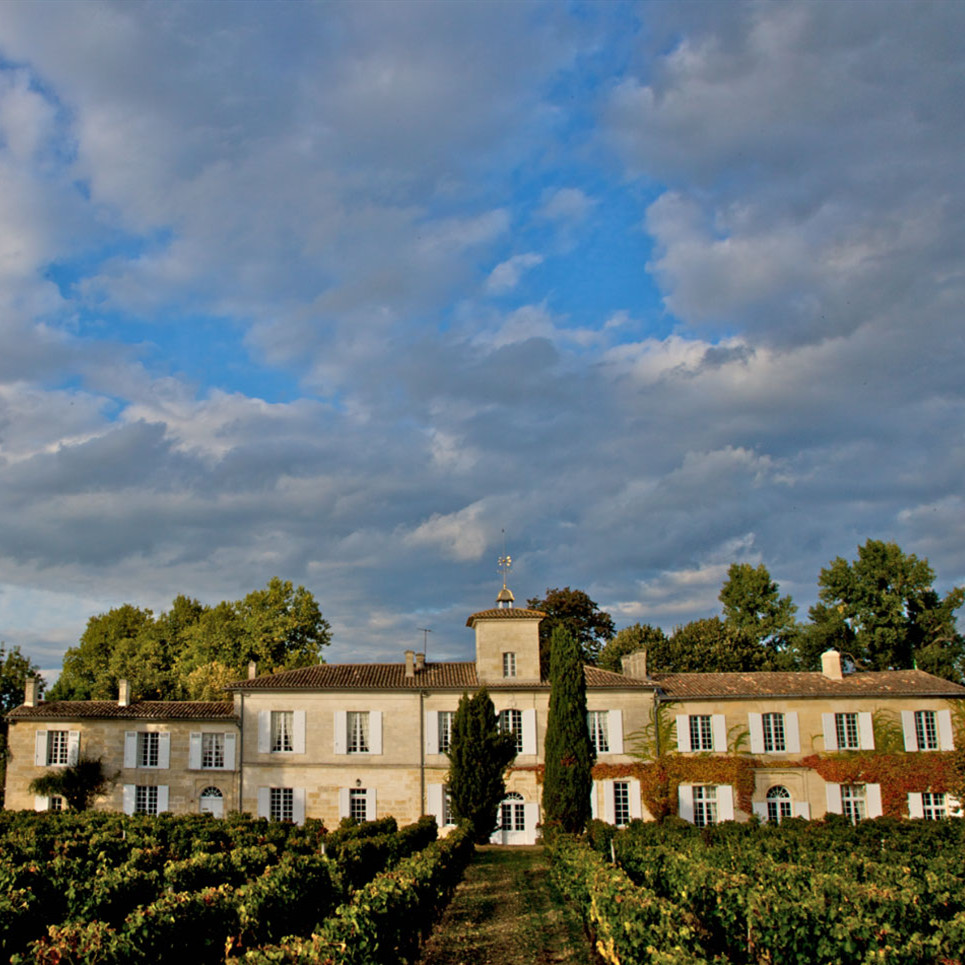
[0, 0, 963, 678]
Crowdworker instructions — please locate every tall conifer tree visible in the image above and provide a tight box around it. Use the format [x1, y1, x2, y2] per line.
[542, 625, 594, 833]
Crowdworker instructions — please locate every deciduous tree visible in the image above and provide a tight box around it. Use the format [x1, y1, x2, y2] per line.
[598, 624, 668, 673]
[719, 562, 798, 655]
[526, 587, 615, 675]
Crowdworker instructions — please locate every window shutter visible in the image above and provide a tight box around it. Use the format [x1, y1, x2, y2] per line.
[752, 802, 768, 820]
[334, 712, 347, 755]
[427, 784, 444, 825]
[907, 792, 924, 819]
[157, 786, 169, 813]
[257, 787, 270, 819]
[124, 732, 138, 768]
[603, 781, 615, 824]
[338, 787, 350, 819]
[628, 779, 642, 820]
[189, 733, 202, 770]
[34, 796, 48, 812]
[676, 715, 691, 753]
[589, 781, 598, 820]
[938, 710, 955, 751]
[794, 802, 811, 819]
[67, 731, 80, 766]
[366, 788, 377, 822]
[524, 803, 539, 836]
[901, 711, 918, 751]
[865, 783, 883, 818]
[858, 713, 874, 750]
[258, 712, 271, 753]
[293, 788, 306, 825]
[784, 712, 801, 754]
[35, 730, 47, 766]
[292, 711, 306, 754]
[369, 711, 383, 755]
[609, 710, 624, 754]
[748, 714, 764, 754]
[711, 715, 727, 752]
[224, 733, 236, 770]
[521, 709, 537, 755]
[157, 733, 171, 769]
[825, 783, 842, 815]
[425, 712, 439, 755]
[822, 714, 838, 752]
[122, 784, 136, 815]
[678, 785, 695, 823]
[717, 785, 735, 821]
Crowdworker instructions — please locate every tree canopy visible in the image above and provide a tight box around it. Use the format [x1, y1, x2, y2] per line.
[0, 644, 43, 715]
[49, 578, 331, 701]
[720, 563, 798, 652]
[526, 586, 615, 674]
[598, 623, 667, 673]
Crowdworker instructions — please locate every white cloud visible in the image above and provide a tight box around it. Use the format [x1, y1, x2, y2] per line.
[485, 253, 544, 294]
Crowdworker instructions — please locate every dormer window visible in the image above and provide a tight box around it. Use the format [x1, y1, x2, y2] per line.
[503, 652, 516, 677]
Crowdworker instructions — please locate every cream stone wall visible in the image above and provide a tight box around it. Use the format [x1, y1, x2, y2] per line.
[474, 617, 541, 683]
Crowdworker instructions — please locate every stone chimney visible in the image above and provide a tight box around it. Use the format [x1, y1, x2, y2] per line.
[24, 676, 38, 708]
[405, 650, 415, 679]
[821, 649, 844, 680]
[415, 652, 426, 672]
[248, 660, 258, 680]
[621, 650, 648, 679]
[118, 678, 130, 707]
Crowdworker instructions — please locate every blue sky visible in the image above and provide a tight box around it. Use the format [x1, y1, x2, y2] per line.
[0, 1, 963, 676]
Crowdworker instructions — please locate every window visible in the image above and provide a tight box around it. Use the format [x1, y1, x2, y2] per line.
[499, 709, 523, 754]
[349, 788, 368, 822]
[588, 711, 610, 754]
[613, 781, 631, 827]
[438, 711, 454, 754]
[693, 785, 718, 827]
[762, 714, 786, 753]
[835, 713, 860, 750]
[841, 784, 866, 824]
[443, 787, 455, 827]
[270, 787, 294, 822]
[689, 715, 714, 752]
[49, 795, 64, 812]
[500, 792, 525, 831]
[922, 792, 948, 820]
[271, 712, 294, 753]
[135, 786, 159, 816]
[915, 711, 939, 751]
[46, 731, 69, 766]
[503, 652, 516, 677]
[201, 733, 225, 769]
[766, 786, 792, 823]
[347, 711, 370, 753]
[137, 733, 159, 768]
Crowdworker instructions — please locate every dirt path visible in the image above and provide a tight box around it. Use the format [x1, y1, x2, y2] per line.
[416, 845, 598, 965]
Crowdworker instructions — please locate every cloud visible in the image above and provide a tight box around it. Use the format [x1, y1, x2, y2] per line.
[485, 253, 544, 294]
[538, 187, 595, 224]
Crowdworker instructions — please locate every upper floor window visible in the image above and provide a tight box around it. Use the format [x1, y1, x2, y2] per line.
[915, 711, 939, 750]
[270, 787, 294, 822]
[201, 733, 225, 769]
[762, 713, 786, 753]
[503, 652, 517, 677]
[693, 785, 718, 827]
[438, 711, 455, 753]
[841, 784, 866, 823]
[47, 731, 70, 766]
[271, 711, 294, 753]
[499, 709, 523, 754]
[766, 785, 792, 823]
[588, 711, 610, 754]
[689, 715, 714, 752]
[835, 713, 860, 750]
[138, 732, 160, 768]
[347, 711, 370, 753]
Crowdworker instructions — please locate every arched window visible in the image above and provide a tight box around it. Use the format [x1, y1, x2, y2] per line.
[766, 785, 792, 823]
[500, 792, 525, 832]
[200, 786, 224, 817]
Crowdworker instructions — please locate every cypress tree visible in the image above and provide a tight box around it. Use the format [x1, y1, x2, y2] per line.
[542, 625, 594, 833]
[446, 688, 517, 843]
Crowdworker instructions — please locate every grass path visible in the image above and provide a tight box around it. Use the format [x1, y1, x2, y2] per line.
[415, 845, 598, 965]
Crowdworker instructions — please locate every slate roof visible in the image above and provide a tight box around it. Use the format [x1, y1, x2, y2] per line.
[651, 670, 965, 700]
[7, 701, 236, 721]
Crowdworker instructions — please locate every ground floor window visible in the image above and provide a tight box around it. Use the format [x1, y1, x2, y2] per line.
[842, 784, 866, 824]
[49, 795, 65, 812]
[922, 792, 948, 820]
[500, 792, 525, 832]
[349, 787, 368, 822]
[693, 785, 718, 828]
[135, 786, 159, 816]
[766, 785, 792, 823]
[270, 787, 294, 822]
[443, 787, 455, 827]
[613, 781, 631, 827]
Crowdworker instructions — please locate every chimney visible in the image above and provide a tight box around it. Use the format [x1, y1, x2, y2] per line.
[821, 649, 844, 680]
[621, 650, 648, 679]
[248, 660, 258, 680]
[405, 650, 415, 679]
[118, 679, 130, 707]
[415, 652, 426, 672]
[24, 676, 38, 708]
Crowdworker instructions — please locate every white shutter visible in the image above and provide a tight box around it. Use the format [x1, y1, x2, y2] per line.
[34, 796, 48, 811]
[825, 783, 842, 815]
[293, 788, 306, 825]
[258, 712, 271, 753]
[334, 712, 347, 755]
[752, 802, 768, 820]
[157, 733, 171, 769]
[122, 784, 136, 815]
[785, 712, 801, 754]
[224, 732, 236, 770]
[748, 714, 765, 754]
[609, 710, 624, 754]
[124, 732, 138, 768]
[67, 731, 80, 766]
[628, 779, 642, 820]
[522, 709, 537, 755]
[524, 802, 539, 838]
[901, 711, 918, 751]
[603, 781, 615, 824]
[292, 711, 306, 754]
[35, 731, 47, 766]
[369, 711, 383, 755]
[338, 787, 350, 819]
[717, 785, 735, 821]
[865, 783, 883, 818]
[157, 786, 169, 813]
[426, 712, 439, 755]
[712, 715, 727, 752]
[678, 785, 695, 823]
[676, 715, 691, 752]
[189, 733, 202, 769]
[589, 781, 598, 819]
[366, 788, 377, 821]
[907, 792, 924, 819]
[427, 784, 444, 825]
[822, 714, 838, 752]
[938, 710, 955, 750]
[858, 713, 874, 750]
[794, 802, 811, 819]
[257, 787, 270, 818]
[948, 796, 963, 817]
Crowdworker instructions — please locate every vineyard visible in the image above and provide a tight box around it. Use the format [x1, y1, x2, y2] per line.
[0, 810, 472, 964]
[549, 816, 965, 965]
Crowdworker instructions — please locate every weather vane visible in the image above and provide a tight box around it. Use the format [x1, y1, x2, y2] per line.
[498, 529, 512, 589]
